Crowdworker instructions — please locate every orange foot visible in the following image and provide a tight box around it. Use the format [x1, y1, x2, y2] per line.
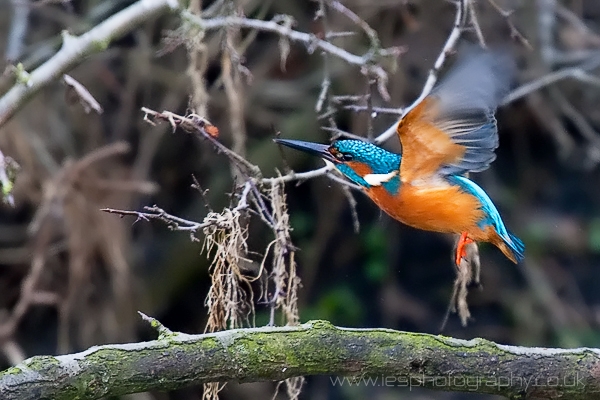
[455, 232, 474, 267]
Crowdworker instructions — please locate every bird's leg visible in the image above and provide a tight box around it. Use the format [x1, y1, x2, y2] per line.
[455, 231, 474, 267]
[441, 234, 480, 330]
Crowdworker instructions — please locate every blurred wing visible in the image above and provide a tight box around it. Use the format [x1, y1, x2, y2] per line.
[397, 49, 515, 183]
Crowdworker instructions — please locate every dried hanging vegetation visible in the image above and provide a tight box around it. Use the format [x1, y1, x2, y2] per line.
[199, 182, 303, 399]
[124, 108, 307, 400]
[202, 205, 254, 331]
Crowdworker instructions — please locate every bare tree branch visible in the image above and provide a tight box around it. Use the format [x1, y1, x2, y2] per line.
[0, 0, 179, 127]
[501, 57, 600, 105]
[182, 13, 392, 100]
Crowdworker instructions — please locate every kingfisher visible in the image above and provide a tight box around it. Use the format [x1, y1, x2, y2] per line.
[275, 49, 524, 266]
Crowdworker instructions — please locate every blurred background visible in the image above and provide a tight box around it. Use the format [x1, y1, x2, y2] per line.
[1, 0, 600, 399]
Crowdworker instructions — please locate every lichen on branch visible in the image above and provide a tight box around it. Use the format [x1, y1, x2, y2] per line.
[1, 319, 600, 400]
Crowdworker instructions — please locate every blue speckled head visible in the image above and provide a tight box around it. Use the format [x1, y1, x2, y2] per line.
[274, 138, 402, 194]
[332, 140, 400, 173]
[331, 140, 402, 194]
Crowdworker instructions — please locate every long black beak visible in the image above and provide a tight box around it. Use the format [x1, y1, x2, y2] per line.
[274, 139, 336, 162]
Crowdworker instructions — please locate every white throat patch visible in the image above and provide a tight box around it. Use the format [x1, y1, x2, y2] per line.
[323, 159, 336, 168]
[363, 170, 398, 186]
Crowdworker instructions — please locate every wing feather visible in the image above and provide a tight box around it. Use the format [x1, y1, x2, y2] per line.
[397, 49, 515, 182]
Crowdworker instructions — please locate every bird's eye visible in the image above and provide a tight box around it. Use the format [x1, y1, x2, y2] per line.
[329, 148, 353, 162]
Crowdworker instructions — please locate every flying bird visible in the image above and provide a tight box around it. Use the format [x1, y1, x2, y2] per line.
[275, 50, 524, 265]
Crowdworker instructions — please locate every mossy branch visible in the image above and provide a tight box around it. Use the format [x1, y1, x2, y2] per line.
[1, 319, 600, 399]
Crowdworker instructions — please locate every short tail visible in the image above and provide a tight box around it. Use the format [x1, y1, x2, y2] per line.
[496, 232, 525, 263]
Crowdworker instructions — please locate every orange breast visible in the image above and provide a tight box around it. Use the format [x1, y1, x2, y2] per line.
[365, 183, 485, 235]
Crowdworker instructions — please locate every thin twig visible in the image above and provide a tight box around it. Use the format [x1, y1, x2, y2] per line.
[487, 0, 531, 49]
[233, 182, 252, 213]
[328, 0, 380, 50]
[555, 3, 600, 45]
[63, 74, 103, 114]
[262, 165, 333, 185]
[549, 87, 600, 150]
[102, 206, 208, 232]
[467, 0, 487, 47]
[183, 13, 391, 99]
[140, 107, 261, 177]
[314, 0, 331, 114]
[501, 57, 600, 105]
[189, 14, 368, 66]
[322, 125, 369, 141]
[374, 0, 468, 145]
[191, 174, 214, 212]
[363, 72, 375, 140]
[343, 104, 402, 115]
